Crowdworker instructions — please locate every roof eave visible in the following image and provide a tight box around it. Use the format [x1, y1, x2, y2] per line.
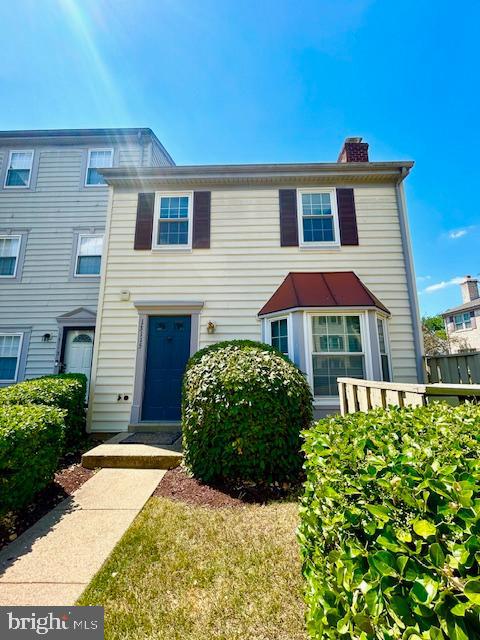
[100, 161, 414, 187]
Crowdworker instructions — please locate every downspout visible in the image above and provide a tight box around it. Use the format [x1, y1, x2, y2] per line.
[396, 168, 425, 382]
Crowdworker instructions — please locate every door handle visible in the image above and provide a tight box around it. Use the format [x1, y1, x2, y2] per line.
[166, 336, 173, 342]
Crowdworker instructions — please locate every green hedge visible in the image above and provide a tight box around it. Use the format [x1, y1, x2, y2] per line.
[0, 404, 65, 516]
[0, 374, 87, 451]
[299, 403, 480, 639]
[183, 340, 313, 484]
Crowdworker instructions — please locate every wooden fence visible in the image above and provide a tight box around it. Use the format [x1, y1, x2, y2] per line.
[338, 377, 480, 415]
[426, 352, 480, 385]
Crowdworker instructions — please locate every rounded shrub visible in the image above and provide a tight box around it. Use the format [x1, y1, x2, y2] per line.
[182, 340, 313, 484]
[299, 403, 480, 639]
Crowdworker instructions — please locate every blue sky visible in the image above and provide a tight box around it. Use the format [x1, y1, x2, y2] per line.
[0, 0, 477, 317]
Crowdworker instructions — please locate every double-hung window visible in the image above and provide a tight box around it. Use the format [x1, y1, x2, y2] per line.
[0, 236, 21, 277]
[377, 317, 391, 381]
[154, 193, 192, 248]
[311, 315, 364, 398]
[75, 234, 103, 276]
[85, 149, 113, 186]
[0, 334, 22, 382]
[5, 151, 34, 188]
[454, 312, 472, 331]
[270, 318, 289, 355]
[298, 189, 339, 246]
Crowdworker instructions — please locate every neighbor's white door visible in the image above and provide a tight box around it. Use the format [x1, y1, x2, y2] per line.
[63, 329, 95, 391]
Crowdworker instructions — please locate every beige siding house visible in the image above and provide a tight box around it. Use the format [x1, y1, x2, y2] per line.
[442, 276, 480, 353]
[87, 138, 423, 433]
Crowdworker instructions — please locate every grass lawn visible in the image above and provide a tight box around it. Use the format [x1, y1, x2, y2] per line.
[78, 497, 306, 640]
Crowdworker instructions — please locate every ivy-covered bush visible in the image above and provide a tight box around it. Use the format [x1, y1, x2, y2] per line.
[299, 403, 480, 640]
[183, 340, 313, 484]
[0, 404, 65, 516]
[0, 374, 87, 451]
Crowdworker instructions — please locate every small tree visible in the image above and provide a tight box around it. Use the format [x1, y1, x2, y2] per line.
[422, 314, 471, 355]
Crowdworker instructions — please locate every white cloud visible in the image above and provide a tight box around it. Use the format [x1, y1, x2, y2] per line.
[416, 275, 431, 283]
[422, 276, 464, 294]
[448, 229, 468, 239]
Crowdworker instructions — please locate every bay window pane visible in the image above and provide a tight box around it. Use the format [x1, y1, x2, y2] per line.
[312, 314, 364, 397]
[271, 318, 289, 355]
[313, 354, 365, 397]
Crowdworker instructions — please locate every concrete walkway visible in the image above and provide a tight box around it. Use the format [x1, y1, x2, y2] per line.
[0, 468, 164, 606]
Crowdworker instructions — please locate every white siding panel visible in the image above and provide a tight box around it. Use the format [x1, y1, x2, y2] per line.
[0, 140, 155, 380]
[89, 184, 418, 431]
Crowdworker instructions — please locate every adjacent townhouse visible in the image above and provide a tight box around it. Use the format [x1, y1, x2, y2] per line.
[0, 128, 173, 388]
[442, 275, 480, 353]
[87, 137, 423, 432]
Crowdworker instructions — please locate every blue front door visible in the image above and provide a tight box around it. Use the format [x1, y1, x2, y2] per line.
[142, 315, 192, 421]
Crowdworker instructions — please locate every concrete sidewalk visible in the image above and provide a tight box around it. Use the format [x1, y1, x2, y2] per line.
[0, 468, 164, 605]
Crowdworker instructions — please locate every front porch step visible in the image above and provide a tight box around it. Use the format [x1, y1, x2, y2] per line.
[82, 433, 182, 470]
[128, 422, 181, 433]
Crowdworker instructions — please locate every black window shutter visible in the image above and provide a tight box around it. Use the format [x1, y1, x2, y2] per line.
[336, 188, 359, 246]
[134, 193, 155, 250]
[279, 189, 299, 247]
[192, 191, 211, 249]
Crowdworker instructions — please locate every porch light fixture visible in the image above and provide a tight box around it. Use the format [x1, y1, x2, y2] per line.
[207, 321, 216, 334]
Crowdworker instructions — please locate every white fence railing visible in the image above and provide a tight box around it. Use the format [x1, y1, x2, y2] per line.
[338, 377, 480, 415]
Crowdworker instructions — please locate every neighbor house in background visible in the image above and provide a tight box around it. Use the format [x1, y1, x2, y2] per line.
[0, 128, 173, 387]
[87, 137, 423, 432]
[442, 276, 480, 353]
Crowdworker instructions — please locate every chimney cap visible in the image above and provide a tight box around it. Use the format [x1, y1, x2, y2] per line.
[345, 136, 363, 143]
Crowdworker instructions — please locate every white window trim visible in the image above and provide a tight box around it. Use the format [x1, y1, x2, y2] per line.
[304, 310, 371, 406]
[152, 191, 193, 251]
[377, 315, 392, 381]
[0, 332, 23, 383]
[297, 187, 340, 249]
[4, 150, 34, 189]
[266, 314, 294, 359]
[84, 148, 113, 187]
[74, 233, 103, 277]
[0, 234, 21, 278]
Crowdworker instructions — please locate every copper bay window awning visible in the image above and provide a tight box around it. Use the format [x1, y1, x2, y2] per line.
[258, 272, 390, 317]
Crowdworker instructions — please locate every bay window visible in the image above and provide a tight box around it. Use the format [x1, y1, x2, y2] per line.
[311, 315, 365, 398]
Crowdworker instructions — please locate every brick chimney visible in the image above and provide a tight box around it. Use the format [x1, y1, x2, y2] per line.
[460, 275, 479, 303]
[337, 137, 369, 163]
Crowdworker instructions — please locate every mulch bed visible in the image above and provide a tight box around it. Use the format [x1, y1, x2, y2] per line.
[154, 466, 300, 508]
[0, 452, 94, 550]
